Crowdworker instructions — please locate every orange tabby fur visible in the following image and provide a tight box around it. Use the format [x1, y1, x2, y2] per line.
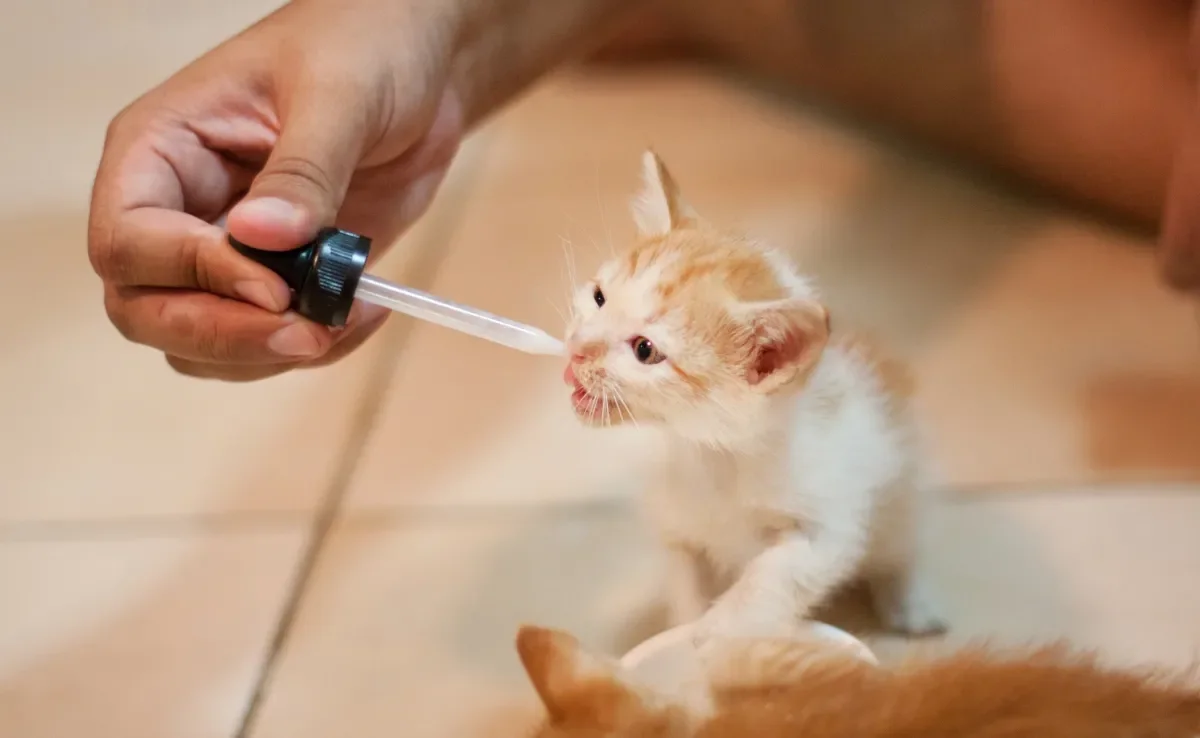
[516, 625, 1200, 738]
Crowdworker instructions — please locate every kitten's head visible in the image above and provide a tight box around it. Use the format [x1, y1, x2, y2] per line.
[563, 151, 830, 445]
[516, 626, 690, 738]
[515, 624, 871, 738]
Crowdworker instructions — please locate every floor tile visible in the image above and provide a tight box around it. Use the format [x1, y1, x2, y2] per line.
[248, 489, 1200, 738]
[745, 155, 1200, 488]
[862, 490, 1200, 667]
[0, 526, 305, 738]
[247, 507, 660, 738]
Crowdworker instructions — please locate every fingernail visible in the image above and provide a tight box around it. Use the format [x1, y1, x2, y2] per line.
[234, 280, 289, 312]
[235, 197, 303, 227]
[268, 323, 322, 357]
[358, 302, 390, 324]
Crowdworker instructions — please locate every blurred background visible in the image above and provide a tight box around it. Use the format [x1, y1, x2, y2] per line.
[2, 1, 1199, 737]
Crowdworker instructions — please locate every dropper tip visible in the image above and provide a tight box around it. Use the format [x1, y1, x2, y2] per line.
[530, 335, 566, 356]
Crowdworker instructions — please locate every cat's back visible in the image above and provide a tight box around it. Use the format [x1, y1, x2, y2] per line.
[699, 647, 1200, 738]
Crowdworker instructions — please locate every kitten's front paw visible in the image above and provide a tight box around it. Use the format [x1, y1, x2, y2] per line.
[879, 599, 948, 637]
[869, 573, 948, 638]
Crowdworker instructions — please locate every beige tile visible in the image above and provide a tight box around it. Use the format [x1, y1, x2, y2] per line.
[912, 222, 1200, 487]
[0, 526, 305, 738]
[249, 489, 1200, 738]
[247, 508, 662, 738]
[744, 157, 1200, 487]
[864, 490, 1200, 667]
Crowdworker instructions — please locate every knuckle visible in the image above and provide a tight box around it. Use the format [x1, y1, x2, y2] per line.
[103, 289, 137, 342]
[189, 311, 253, 364]
[91, 219, 136, 284]
[103, 105, 132, 148]
[87, 230, 112, 280]
[261, 155, 336, 200]
[184, 227, 210, 292]
[189, 313, 232, 362]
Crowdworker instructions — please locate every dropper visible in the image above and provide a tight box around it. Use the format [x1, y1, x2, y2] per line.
[229, 228, 565, 356]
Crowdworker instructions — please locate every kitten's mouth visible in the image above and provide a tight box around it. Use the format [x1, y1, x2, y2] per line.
[563, 363, 619, 420]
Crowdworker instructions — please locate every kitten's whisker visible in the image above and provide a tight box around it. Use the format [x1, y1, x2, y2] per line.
[587, 387, 600, 421]
[613, 388, 638, 429]
[559, 235, 580, 286]
[545, 298, 568, 327]
[558, 235, 584, 318]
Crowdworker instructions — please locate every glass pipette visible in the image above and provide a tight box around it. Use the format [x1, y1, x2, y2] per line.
[229, 228, 565, 357]
[354, 273, 564, 355]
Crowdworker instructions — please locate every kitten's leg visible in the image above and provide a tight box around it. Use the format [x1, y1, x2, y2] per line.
[866, 565, 946, 637]
[864, 480, 947, 637]
[694, 531, 860, 643]
[664, 545, 712, 626]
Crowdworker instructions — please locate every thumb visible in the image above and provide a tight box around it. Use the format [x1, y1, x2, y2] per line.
[1161, 122, 1200, 292]
[228, 87, 368, 251]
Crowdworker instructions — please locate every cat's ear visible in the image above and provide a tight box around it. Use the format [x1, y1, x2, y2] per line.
[740, 298, 830, 392]
[632, 149, 697, 237]
[516, 625, 651, 728]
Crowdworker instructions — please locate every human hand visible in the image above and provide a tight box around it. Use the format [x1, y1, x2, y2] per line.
[88, 0, 463, 381]
[1162, 131, 1200, 296]
[1160, 6, 1200, 297]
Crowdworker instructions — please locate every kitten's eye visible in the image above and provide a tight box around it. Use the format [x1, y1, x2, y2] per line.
[593, 286, 606, 308]
[631, 337, 665, 365]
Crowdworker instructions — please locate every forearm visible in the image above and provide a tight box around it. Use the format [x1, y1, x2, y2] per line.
[657, 0, 1192, 225]
[448, 0, 641, 126]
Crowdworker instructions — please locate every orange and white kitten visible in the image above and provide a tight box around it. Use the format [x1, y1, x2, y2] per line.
[514, 625, 1200, 738]
[563, 151, 943, 639]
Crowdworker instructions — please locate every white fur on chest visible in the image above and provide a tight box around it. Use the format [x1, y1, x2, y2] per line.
[643, 346, 911, 575]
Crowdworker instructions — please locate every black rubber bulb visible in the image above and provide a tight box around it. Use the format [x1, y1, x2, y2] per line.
[228, 227, 372, 327]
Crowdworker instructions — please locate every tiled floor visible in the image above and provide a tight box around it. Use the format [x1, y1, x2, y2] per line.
[3, 4, 1200, 737]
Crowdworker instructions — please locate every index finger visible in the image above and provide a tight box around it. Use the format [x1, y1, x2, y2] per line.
[89, 113, 288, 309]
[1162, 122, 1200, 292]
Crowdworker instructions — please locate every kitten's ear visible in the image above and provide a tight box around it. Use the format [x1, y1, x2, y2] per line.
[632, 149, 697, 237]
[741, 298, 831, 392]
[516, 625, 651, 728]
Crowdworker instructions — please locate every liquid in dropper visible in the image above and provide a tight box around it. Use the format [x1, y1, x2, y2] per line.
[355, 274, 565, 356]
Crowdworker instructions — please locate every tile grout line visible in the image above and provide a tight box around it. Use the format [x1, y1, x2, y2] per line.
[0, 510, 310, 542]
[1, 476, 1196, 545]
[231, 140, 496, 738]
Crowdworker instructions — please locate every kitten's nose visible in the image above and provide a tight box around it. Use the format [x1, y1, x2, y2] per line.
[567, 339, 604, 362]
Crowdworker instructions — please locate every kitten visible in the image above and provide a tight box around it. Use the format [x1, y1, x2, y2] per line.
[563, 150, 943, 639]
[515, 624, 1200, 738]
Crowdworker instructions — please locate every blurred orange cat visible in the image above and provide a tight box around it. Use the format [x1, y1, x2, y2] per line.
[515, 625, 1200, 738]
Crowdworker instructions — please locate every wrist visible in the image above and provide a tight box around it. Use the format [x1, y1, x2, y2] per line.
[445, 0, 639, 126]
